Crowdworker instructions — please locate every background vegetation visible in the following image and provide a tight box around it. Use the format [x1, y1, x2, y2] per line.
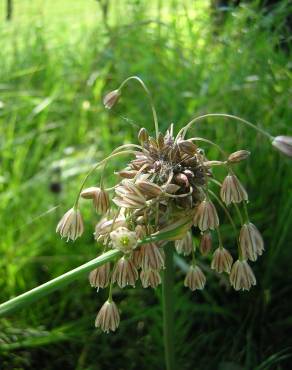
[0, 0, 291, 369]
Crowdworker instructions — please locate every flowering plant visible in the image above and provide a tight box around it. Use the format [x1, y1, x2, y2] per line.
[1, 76, 291, 370]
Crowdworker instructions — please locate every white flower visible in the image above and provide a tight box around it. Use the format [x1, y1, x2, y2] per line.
[56, 208, 84, 241]
[239, 223, 264, 261]
[95, 300, 120, 333]
[184, 265, 206, 291]
[211, 247, 233, 273]
[110, 227, 137, 253]
[229, 260, 256, 291]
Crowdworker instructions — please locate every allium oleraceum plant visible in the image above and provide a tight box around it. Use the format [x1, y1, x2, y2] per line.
[56, 76, 291, 340]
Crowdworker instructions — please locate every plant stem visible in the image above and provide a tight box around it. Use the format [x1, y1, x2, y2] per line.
[0, 249, 122, 317]
[162, 244, 176, 370]
[119, 75, 159, 139]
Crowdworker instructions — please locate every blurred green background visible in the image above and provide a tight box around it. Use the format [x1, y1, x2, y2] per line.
[0, 0, 291, 369]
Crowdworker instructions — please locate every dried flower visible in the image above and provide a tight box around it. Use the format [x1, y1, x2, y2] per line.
[81, 187, 110, 214]
[239, 223, 264, 261]
[110, 227, 137, 253]
[141, 243, 165, 270]
[95, 300, 120, 333]
[184, 265, 206, 291]
[229, 260, 256, 291]
[89, 263, 110, 289]
[211, 247, 233, 273]
[103, 89, 121, 109]
[193, 200, 219, 231]
[175, 231, 193, 256]
[140, 269, 161, 288]
[56, 208, 84, 241]
[272, 135, 292, 157]
[199, 232, 212, 256]
[220, 174, 248, 206]
[228, 150, 250, 163]
[112, 257, 138, 288]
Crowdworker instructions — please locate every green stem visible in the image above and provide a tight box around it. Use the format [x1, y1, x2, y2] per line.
[162, 244, 176, 370]
[119, 75, 159, 139]
[177, 113, 273, 141]
[0, 249, 122, 317]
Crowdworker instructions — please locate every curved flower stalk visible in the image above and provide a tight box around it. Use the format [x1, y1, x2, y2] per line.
[54, 76, 291, 368]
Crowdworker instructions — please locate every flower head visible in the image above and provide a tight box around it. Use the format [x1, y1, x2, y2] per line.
[184, 265, 206, 291]
[56, 208, 84, 241]
[110, 227, 137, 253]
[229, 260, 256, 291]
[239, 223, 264, 261]
[211, 247, 233, 273]
[95, 300, 120, 333]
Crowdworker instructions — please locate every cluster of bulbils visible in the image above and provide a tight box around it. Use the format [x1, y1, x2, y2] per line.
[56, 81, 292, 334]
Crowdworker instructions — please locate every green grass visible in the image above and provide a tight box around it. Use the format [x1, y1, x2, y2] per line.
[0, 0, 291, 369]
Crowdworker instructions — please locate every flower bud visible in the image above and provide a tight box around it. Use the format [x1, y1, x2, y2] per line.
[81, 187, 110, 214]
[136, 180, 162, 199]
[177, 139, 197, 155]
[228, 150, 250, 163]
[116, 169, 138, 179]
[272, 136, 292, 157]
[199, 232, 212, 256]
[103, 89, 120, 109]
[138, 128, 149, 145]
